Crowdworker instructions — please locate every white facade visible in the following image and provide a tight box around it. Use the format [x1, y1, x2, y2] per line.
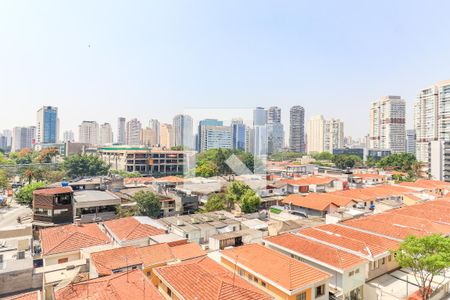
[78, 121, 99, 145]
[173, 114, 194, 149]
[428, 140, 450, 182]
[149, 119, 160, 145]
[99, 123, 113, 145]
[63, 130, 75, 143]
[369, 96, 406, 153]
[117, 117, 126, 145]
[12, 126, 35, 151]
[414, 80, 450, 162]
[160, 123, 173, 149]
[126, 118, 142, 146]
[307, 115, 344, 153]
[200, 125, 232, 151]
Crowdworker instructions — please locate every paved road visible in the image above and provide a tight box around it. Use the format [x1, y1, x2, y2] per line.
[0, 203, 32, 227]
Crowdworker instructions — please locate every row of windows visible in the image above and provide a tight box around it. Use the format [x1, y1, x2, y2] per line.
[369, 255, 392, 271]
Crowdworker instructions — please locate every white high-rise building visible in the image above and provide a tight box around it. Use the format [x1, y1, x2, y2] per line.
[126, 118, 142, 146]
[307, 115, 344, 153]
[99, 123, 113, 145]
[63, 130, 75, 143]
[414, 80, 450, 162]
[369, 96, 406, 153]
[267, 106, 284, 155]
[173, 114, 194, 149]
[199, 125, 232, 152]
[79, 121, 99, 145]
[2, 130, 12, 147]
[149, 119, 160, 146]
[117, 117, 126, 145]
[12, 126, 35, 151]
[289, 106, 305, 153]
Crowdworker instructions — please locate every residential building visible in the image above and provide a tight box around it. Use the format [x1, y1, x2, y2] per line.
[99, 147, 187, 176]
[267, 106, 284, 155]
[62, 130, 74, 143]
[428, 140, 450, 182]
[220, 244, 331, 300]
[0, 134, 8, 150]
[199, 124, 232, 152]
[117, 117, 126, 145]
[414, 80, 450, 162]
[231, 118, 247, 151]
[78, 121, 99, 145]
[406, 129, 416, 155]
[73, 190, 121, 223]
[173, 114, 194, 149]
[101, 216, 166, 247]
[11, 126, 35, 151]
[55, 270, 163, 300]
[307, 115, 344, 153]
[197, 119, 222, 150]
[149, 119, 160, 145]
[151, 257, 271, 300]
[254, 107, 268, 126]
[99, 122, 113, 145]
[126, 118, 142, 146]
[39, 223, 111, 267]
[140, 127, 156, 147]
[159, 123, 173, 149]
[2, 129, 12, 147]
[289, 105, 305, 153]
[36, 106, 59, 145]
[369, 95, 406, 153]
[32, 187, 74, 225]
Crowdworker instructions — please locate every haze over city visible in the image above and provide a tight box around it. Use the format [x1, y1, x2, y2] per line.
[2, 0, 450, 137]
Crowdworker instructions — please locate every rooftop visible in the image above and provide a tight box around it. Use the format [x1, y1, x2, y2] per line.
[40, 223, 110, 256]
[264, 233, 366, 271]
[33, 186, 73, 196]
[103, 216, 165, 242]
[90, 246, 142, 276]
[136, 242, 206, 267]
[55, 269, 163, 300]
[153, 257, 271, 300]
[221, 244, 330, 292]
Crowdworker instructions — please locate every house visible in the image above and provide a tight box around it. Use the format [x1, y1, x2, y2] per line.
[54, 269, 163, 300]
[32, 187, 74, 226]
[220, 244, 331, 300]
[350, 173, 385, 186]
[39, 223, 111, 267]
[282, 193, 354, 217]
[208, 229, 264, 251]
[264, 233, 366, 300]
[151, 257, 271, 300]
[281, 176, 340, 194]
[102, 216, 166, 247]
[4, 290, 41, 300]
[89, 246, 142, 278]
[73, 190, 121, 223]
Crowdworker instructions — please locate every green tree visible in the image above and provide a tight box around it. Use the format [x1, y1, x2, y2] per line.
[240, 189, 261, 213]
[110, 170, 142, 178]
[195, 149, 257, 177]
[0, 169, 8, 189]
[332, 154, 362, 169]
[203, 194, 226, 212]
[394, 234, 450, 300]
[377, 153, 417, 173]
[15, 182, 46, 207]
[63, 154, 110, 178]
[170, 146, 184, 151]
[226, 181, 251, 206]
[134, 190, 161, 218]
[195, 162, 218, 177]
[269, 151, 304, 162]
[36, 147, 59, 163]
[313, 152, 334, 161]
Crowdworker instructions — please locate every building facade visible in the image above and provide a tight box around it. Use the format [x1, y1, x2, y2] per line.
[414, 80, 450, 162]
[149, 119, 160, 146]
[117, 117, 126, 145]
[126, 118, 142, 146]
[369, 96, 406, 153]
[36, 106, 59, 145]
[199, 125, 232, 152]
[12, 126, 35, 151]
[406, 129, 416, 155]
[99, 123, 113, 145]
[159, 123, 173, 149]
[173, 114, 194, 149]
[78, 121, 99, 145]
[231, 118, 246, 151]
[289, 105, 305, 153]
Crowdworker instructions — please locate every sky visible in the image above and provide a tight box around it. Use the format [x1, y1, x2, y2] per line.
[1, 1, 450, 139]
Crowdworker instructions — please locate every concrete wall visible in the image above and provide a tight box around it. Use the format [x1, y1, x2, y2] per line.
[0, 268, 42, 297]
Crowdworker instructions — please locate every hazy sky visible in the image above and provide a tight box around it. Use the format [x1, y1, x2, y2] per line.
[1, 1, 450, 139]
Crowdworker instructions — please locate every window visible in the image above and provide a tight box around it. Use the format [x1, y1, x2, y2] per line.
[167, 288, 172, 297]
[239, 269, 244, 277]
[254, 277, 258, 283]
[349, 271, 354, 277]
[388, 255, 392, 262]
[247, 274, 253, 281]
[146, 271, 151, 277]
[58, 258, 68, 264]
[382, 258, 386, 265]
[54, 209, 68, 215]
[261, 281, 266, 288]
[316, 284, 325, 297]
[296, 292, 307, 300]
[355, 268, 360, 274]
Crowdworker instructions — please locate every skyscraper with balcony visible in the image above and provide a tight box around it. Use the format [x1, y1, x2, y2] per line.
[78, 121, 99, 145]
[99, 123, 113, 145]
[289, 106, 305, 153]
[149, 119, 160, 146]
[117, 117, 126, 145]
[36, 106, 59, 145]
[414, 80, 450, 162]
[369, 96, 406, 153]
[267, 106, 284, 154]
[126, 118, 142, 146]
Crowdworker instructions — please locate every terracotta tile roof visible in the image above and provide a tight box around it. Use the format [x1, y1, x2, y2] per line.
[90, 246, 142, 276]
[282, 194, 340, 211]
[5, 291, 40, 300]
[123, 177, 155, 185]
[55, 269, 163, 300]
[153, 257, 271, 300]
[399, 179, 450, 190]
[281, 176, 335, 186]
[221, 244, 330, 292]
[298, 224, 399, 257]
[352, 173, 385, 180]
[104, 217, 165, 242]
[40, 224, 110, 256]
[264, 233, 365, 271]
[33, 186, 73, 196]
[137, 242, 206, 267]
[169, 242, 206, 261]
[154, 176, 185, 183]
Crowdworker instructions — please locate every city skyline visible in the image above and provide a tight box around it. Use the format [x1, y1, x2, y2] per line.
[2, 1, 450, 137]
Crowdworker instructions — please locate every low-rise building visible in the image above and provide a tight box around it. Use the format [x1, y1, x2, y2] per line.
[220, 244, 331, 300]
[208, 229, 264, 251]
[151, 257, 271, 300]
[32, 187, 74, 226]
[73, 190, 121, 223]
